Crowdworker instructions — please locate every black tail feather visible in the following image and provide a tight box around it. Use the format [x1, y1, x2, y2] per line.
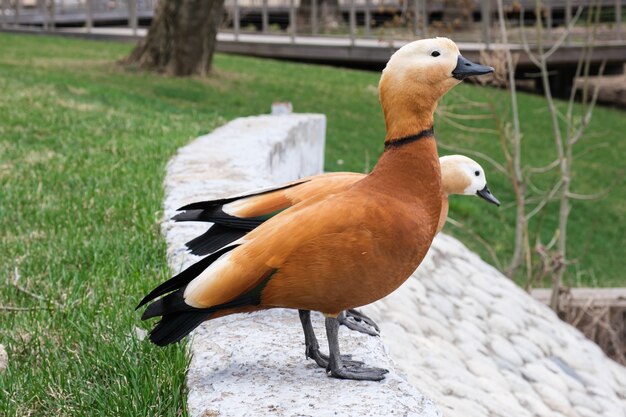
[149, 310, 213, 346]
[176, 180, 310, 212]
[186, 225, 248, 256]
[171, 209, 206, 222]
[174, 206, 266, 231]
[136, 244, 238, 310]
[142, 291, 194, 320]
[142, 269, 278, 346]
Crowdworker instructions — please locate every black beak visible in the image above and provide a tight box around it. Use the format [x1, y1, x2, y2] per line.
[477, 185, 500, 207]
[452, 55, 494, 80]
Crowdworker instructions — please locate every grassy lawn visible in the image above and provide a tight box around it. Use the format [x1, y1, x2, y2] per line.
[0, 33, 623, 414]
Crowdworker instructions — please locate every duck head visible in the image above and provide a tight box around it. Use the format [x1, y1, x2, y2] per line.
[379, 38, 493, 141]
[440, 155, 500, 206]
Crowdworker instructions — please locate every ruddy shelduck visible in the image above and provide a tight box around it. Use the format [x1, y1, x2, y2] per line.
[139, 38, 493, 381]
[173, 155, 500, 336]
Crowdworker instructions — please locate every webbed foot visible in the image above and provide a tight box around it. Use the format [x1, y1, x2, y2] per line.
[338, 309, 380, 336]
[324, 316, 388, 382]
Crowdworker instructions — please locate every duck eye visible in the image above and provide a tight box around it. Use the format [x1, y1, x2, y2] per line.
[474, 171, 480, 176]
[431, 51, 441, 57]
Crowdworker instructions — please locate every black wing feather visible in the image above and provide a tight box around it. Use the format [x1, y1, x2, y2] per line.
[185, 225, 247, 256]
[176, 179, 310, 211]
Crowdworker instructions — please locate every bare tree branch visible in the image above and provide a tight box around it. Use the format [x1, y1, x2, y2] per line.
[573, 142, 610, 159]
[527, 158, 560, 174]
[437, 141, 509, 175]
[496, 0, 527, 277]
[566, 171, 625, 200]
[544, 6, 584, 59]
[519, 7, 542, 67]
[437, 110, 494, 121]
[437, 113, 500, 135]
[525, 178, 563, 221]
[571, 59, 606, 146]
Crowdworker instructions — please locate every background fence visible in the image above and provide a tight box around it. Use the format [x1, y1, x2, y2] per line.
[1, 0, 624, 46]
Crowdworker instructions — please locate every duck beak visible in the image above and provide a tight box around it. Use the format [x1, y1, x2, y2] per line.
[452, 55, 494, 80]
[477, 185, 500, 207]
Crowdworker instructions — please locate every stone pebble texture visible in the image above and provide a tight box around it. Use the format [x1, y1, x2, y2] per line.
[161, 114, 626, 417]
[363, 235, 626, 417]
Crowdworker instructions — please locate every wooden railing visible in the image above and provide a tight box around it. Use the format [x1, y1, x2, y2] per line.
[1, 0, 624, 47]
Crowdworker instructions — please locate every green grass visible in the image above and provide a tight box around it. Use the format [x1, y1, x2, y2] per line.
[0, 33, 624, 414]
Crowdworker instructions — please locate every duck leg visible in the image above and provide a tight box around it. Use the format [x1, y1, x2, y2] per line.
[338, 309, 380, 336]
[324, 316, 388, 381]
[298, 310, 362, 368]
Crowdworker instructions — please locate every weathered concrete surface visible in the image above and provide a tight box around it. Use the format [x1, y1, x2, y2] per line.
[363, 234, 626, 417]
[162, 114, 440, 417]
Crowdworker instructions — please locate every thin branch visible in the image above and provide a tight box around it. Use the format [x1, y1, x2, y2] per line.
[566, 170, 625, 200]
[445, 90, 493, 108]
[438, 114, 500, 135]
[543, 6, 584, 58]
[573, 142, 610, 159]
[571, 59, 606, 146]
[527, 158, 560, 174]
[566, 190, 610, 200]
[437, 110, 494, 121]
[497, 0, 527, 277]
[524, 195, 560, 205]
[519, 7, 542, 67]
[525, 175, 552, 195]
[437, 141, 508, 175]
[525, 178, 563, 221]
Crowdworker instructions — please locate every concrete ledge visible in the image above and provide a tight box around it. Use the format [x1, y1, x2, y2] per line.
[161, 114, 440, 417]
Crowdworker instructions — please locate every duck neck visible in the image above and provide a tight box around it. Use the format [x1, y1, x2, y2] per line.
[368, 133, 442, 208]
[381, 91, 438, 143]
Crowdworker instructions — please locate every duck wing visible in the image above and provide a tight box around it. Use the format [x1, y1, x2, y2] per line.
[141, 188, 407, 346]
[177, 172, 366, 256]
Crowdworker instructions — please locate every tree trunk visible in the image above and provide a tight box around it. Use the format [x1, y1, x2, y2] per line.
[123, 0, 225, 76]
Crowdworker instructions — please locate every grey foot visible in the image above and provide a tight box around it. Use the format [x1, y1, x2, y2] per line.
[327, 363, 389, 381]
[298, 309, 363, 369]
[324, 316, 388, 381]
[338, 309, 380, 336]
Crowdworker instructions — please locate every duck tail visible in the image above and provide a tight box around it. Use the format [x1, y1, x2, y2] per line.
[136, 244, 238, 310]
[142, 268, 278, 346]
[185, 224, 247, 256]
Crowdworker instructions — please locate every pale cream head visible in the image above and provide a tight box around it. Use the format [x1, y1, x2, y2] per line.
[440, 155, 487, 195]
[378, 38, 464, 140]
[382, 37, 463, 95]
